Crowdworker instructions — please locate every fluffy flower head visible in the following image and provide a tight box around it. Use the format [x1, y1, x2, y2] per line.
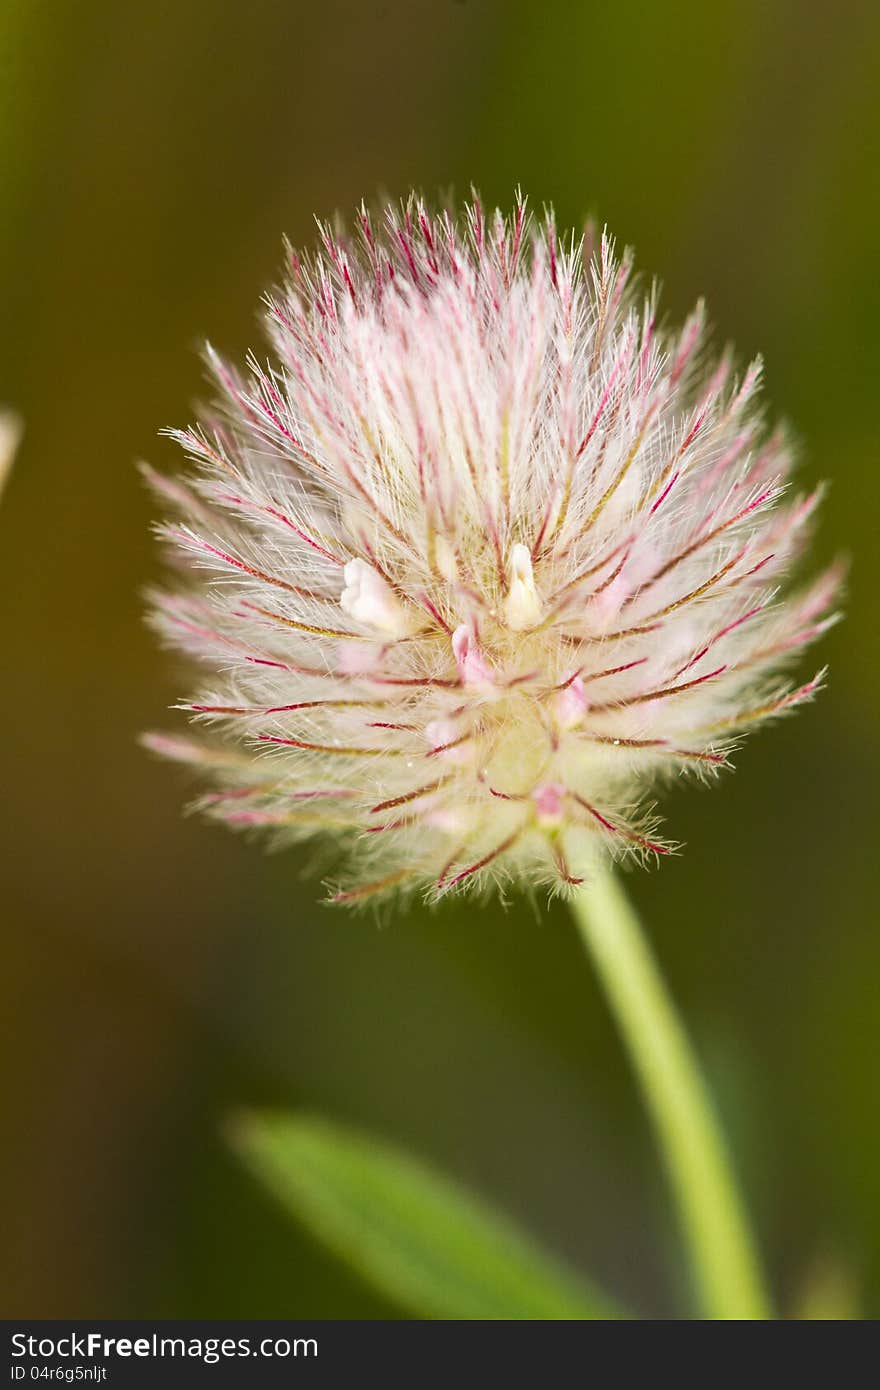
[146, 195, 838, 902]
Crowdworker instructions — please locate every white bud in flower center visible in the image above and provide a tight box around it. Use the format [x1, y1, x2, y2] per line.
[340, 559, 413, 637]
[503, 543, 543, 631]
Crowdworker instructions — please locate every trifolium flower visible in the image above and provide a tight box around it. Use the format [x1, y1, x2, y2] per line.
[145, 196, 839, 902]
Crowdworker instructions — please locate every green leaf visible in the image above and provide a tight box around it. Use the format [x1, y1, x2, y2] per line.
[229, 1111, 624, 1320]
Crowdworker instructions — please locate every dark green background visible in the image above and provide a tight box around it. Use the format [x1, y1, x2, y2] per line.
[1, 0, 877, 1317]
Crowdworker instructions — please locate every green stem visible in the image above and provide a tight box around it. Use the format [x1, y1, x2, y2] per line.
[570, 869, 771, 1320]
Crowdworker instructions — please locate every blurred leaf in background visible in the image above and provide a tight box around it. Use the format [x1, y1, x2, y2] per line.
[232, 1113, 622, 1319]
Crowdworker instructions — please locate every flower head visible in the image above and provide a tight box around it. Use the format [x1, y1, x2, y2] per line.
[146, 195, 839, 902]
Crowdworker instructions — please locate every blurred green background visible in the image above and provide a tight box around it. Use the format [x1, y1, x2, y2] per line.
[1, 0, 878, 1318]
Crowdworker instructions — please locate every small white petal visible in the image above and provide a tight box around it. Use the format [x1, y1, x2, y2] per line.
[340, 559, 414, 637]
[503, 543, 543, 631]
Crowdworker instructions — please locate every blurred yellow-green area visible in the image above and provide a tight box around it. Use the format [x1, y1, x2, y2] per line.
[1, 0, 878, 1319]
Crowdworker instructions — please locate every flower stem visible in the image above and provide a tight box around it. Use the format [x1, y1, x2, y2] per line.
[570, 869, 771, 1320]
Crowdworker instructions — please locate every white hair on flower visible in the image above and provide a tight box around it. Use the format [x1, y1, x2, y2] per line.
[145, 194, 840, 902]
